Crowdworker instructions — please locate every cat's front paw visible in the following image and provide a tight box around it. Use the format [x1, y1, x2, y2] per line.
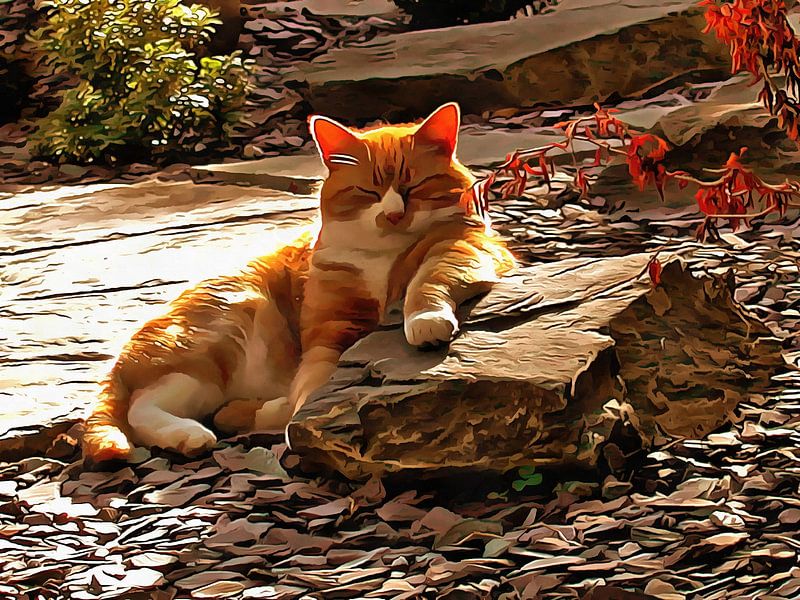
[404, 305, 458, 347]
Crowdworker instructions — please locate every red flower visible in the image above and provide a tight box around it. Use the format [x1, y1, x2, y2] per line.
[627, 134, 670, 198]
[702, 0, 800, 144]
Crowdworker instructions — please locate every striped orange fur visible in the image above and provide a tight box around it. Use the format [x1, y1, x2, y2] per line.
[82, 103, 516, 465]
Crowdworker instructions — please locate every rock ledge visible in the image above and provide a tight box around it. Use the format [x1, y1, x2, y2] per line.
[288, 253, 785, 480]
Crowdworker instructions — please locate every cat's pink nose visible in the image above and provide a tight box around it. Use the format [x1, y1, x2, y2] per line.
[385, 211, 404, 225]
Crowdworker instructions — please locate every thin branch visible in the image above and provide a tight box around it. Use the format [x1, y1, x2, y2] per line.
[703, 203, 779, 220]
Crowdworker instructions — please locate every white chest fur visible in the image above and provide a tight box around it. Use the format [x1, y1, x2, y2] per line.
[315, 203, 415, 315]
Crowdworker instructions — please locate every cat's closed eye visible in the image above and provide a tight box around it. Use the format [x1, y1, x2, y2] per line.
[403, 177, 461, 202]
[355, 186, 382, 201]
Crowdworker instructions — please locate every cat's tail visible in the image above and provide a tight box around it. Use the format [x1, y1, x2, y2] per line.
[82, 371, 133, 466]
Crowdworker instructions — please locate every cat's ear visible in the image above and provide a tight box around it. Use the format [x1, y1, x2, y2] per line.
[414, 102, 460, 157]
[309, 115, 364, 167]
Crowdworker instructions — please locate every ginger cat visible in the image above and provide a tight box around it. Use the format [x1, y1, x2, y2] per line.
[82, 103, 516, 465]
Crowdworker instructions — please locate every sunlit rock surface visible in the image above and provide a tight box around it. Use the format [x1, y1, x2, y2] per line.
[288, 254, 785, 479]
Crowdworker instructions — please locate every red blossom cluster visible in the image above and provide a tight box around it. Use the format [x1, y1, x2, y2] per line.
[501, 148, 559, 197]
[558, 105, 628, 195]
[627, 134, 670, 199]
[466, 149, 558, 217]
[480, 104, 800, 241]
[690, 148, 796, 239]
[702, 0, 800, 140]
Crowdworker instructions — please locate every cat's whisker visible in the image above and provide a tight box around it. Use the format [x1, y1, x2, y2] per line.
[328, 153, 360, 165]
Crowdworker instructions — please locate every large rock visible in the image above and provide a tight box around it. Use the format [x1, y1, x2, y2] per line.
[288, 252, 785, 480]
[286, 0, 732, 121]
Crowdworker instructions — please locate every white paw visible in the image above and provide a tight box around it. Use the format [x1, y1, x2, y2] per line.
[404, 305, 458, 347]
[158, 421, 217, 456]
[254, 396, 292, 430]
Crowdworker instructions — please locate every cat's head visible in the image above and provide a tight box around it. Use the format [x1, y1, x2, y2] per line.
[309, 103, 474, 233]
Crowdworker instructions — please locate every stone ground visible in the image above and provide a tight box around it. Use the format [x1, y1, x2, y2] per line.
[4, 5, 800, 596]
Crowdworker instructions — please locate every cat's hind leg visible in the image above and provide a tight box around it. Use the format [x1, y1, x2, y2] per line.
[128, 372, 224, 455]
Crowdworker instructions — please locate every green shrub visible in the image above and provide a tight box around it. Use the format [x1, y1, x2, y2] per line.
[28, 0, 253, 164]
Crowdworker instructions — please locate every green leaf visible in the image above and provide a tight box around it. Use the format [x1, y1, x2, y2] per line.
[511, 469, 543, 492]
[526, 473, 543, 486]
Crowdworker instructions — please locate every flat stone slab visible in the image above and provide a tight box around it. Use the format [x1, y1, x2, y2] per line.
[288, 252, 785, 480]
[193, 125, 617, 185]
[0, 179, 317, 457]
[286, 0, 731, 120]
